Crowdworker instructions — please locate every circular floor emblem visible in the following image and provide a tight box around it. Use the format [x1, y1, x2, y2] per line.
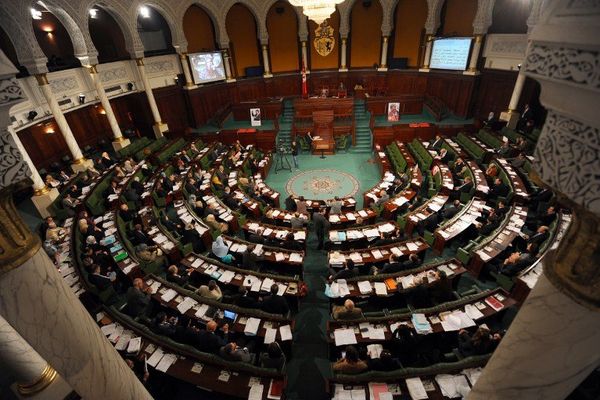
[286, 169, 360, 200]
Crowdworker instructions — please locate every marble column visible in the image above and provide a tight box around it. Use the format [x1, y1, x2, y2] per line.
[135, 58, 168, 138]
[500, 72, 526, 129]
[464, 34, 483, 75]
[419, 35, 433, 72]
[35, 74, 93, 173]
[87, 66, 130, 151]
[339, 38, 348, 72]
[468, 215, 600, 400]
[8, 127, 58, 218]
[301, 41, 310, 73]
[470, 2, 600, 396]
[262, 44, 273, 78]
[377, 36, 389, 71]
[222, 49, 236, 82]
[0, 315, 72, 399]
[178, 52, 195, 89]
[0, 189, 152, 399]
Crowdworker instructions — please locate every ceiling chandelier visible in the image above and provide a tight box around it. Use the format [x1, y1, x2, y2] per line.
[289, 0, 346, 25]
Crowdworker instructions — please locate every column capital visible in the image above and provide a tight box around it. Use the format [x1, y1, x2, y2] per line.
[0, 185, 41, 274]
[87, 64, 98, 74]
[178, 52, 188, 60]
[135, 58, 144, 66]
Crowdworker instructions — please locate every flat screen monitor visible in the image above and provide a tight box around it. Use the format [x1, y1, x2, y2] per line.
[188, 52, 226, 84]
[429, 37, 473, 71]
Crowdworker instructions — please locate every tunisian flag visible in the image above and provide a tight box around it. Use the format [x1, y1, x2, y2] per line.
[301, 62, 308, 98]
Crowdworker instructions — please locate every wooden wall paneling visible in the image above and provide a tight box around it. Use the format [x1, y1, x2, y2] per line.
[17, 118, 70, 169]
[472, 69, 518, 120]
[111, 93, 154, 138]
[64, 105, 114, 150]
[153, 85, 188, 137]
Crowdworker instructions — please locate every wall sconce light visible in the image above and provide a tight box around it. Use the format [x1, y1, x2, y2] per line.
[43, 123, 55, 135]
[27, 110, 38, 121]
[89, 8, 98, 19]
[78, 94, 85, 104]
[127, 82, 134, 91]
[98, 106, 106, 115]
[139, 6, 151, 18]
[31, 8, 42, 20]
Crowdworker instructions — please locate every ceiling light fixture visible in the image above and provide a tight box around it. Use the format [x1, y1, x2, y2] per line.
[89, 8, 98, 19]
[139, 6, 151, 18]
[288, 0, 346, 24]
[31, 8, 42, 20]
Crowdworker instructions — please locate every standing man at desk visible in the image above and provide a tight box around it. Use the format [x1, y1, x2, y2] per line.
[313, 208, 329, 250]
[291, 140, 299, 168]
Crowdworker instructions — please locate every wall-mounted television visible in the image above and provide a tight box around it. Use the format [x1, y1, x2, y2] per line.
[188, 52, 226, 84]
[429, 37, 473, 71]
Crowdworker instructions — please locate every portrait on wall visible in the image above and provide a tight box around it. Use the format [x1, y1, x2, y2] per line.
[250, 108, 262, 127]
[387, 102, 400, 122]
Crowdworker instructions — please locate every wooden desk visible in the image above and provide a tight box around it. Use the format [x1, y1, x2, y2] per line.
[327, 288, 515, 345]
[328, 238, 429, 269]
[468, 205, 528, 277]
[405, 194, 449, 236]
[329, 259, 466, 299]
[231, 98, 283, 121]
[433, 197, 488, 253]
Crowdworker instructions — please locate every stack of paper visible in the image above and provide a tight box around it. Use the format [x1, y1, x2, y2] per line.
[334, 328, 357, 346]
[412, 313, 433, 335]
[405, 377, 428, 400]
[435, 374, 470, 399]
[244, 317, 261, 335]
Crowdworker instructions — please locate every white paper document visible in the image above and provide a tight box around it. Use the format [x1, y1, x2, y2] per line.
[334, 328, 357, 346]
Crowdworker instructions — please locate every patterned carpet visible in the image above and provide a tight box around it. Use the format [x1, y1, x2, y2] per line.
[286, 169, 360, 200]
[265, 153, 380, 208]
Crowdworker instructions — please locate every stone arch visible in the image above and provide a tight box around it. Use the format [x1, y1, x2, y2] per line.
[176, 1, 224, 47]
[0, 3, 48, 74]
[84, 0, 145, 58]
[39, 0, 99, 65]
[130, 1, 187, 53]
[221, 1, 265, 45]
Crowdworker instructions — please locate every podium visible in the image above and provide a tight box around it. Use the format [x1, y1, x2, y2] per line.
[311, 110, 335, 155]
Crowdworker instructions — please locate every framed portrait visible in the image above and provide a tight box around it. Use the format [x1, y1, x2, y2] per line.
[387, 102, 400, 122]
[250, 108, 262, 126]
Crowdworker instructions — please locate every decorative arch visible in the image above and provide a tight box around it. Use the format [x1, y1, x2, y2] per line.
[83, 0, 145, 58]
[266, 1, 300, 73]
[225, 2, 261, 77]
[175, 1, 224, 47]
[42, 0, 98, 65]
[0, 3, 48, 74]
[220, 0, 265, 45]
[129, 1, 187, 53]
[349, 0, 383, 68]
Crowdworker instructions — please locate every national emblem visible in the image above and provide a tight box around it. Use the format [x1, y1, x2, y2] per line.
[314, 21, 336, 57]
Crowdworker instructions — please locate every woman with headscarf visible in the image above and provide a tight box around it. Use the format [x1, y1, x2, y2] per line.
[211, 235, 233, 264]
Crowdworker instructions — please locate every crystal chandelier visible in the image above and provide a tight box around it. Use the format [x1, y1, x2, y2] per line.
[289, 0, 346, 24]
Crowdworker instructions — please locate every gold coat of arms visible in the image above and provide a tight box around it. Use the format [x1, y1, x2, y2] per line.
[314, 21, 335, 57]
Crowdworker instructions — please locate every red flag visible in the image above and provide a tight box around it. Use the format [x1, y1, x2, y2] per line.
[301, 62, 307, 98]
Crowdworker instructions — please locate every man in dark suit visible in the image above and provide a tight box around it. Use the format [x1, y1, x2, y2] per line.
[527, 225, 549, 247]
[378, 254, 405, 274]
[88, 264, 112, 290]
[284, 195, 297, 211]
[490, 178, 509, 199]
[442, 200, 462, 220]
[196, 320, 230, 354]
[131, 224, 153, 246]
[166, 265, 189, 286]
[131, 177, 145, 196]
[242, 244, 263, 271]
[125, 278, 152, 317]
[429, 135, 444, 151]
[260, 284, 289, 316]
[452, 177, 473, 200]
[222, 187, 238, 209]
[401, 254, 421, 270]
[478, 214, 500, 236]
[500, 243, 537, 276]
[329, 260, 358, 280]
[235, 287, 259, 309]
[313, 209, 329, 250]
